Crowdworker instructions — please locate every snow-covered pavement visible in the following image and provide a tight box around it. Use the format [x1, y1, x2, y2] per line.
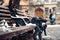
[43, 24, 60, 40]
[47, 24, 60, 27]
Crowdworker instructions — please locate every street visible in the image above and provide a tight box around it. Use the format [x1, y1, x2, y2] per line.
[42, 25, 60, 40]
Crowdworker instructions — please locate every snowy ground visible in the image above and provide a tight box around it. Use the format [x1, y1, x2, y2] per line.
[42, 24, 60, 40]
[47, 24, 60, 27]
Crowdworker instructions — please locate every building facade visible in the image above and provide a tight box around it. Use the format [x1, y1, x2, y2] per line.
[20, 0, 57, 18]
[44, 0, 57, 18]
[0, 0, 58, 18]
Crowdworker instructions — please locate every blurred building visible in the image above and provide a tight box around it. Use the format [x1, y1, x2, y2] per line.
[20, 0, 57, 18]
[0, 0, 58, 18]
[0, 0, 9, 6]
[57, 1, 60, 14]
[20, 0, 29, 12]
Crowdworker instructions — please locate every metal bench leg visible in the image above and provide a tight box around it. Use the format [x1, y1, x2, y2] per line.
[11, 36, 18, 40]
[18, 35, 21, 40]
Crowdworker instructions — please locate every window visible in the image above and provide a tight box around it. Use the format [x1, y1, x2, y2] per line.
[45, 0, 48, 2]
[57, 2, 60, 7]
[36, 0, 41, 4]
[52, 0, 56, 2]
[57, 8, 60, 14]
[45, 8, 49, 15]
[52, 7, 56, 13]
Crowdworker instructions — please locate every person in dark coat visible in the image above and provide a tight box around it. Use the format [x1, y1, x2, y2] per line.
[49, 13, 52, 24]
[31, 17, 42, 40]
[39, 17, 47, 36]
[31, 17, 47, 40]
[31, 8, 47, 40]
[49, 9, 55, 25]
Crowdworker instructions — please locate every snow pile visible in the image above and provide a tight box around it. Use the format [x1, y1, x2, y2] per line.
[47, 25, 60, 27]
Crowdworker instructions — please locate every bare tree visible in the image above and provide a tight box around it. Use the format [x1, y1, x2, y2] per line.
[0, 0, 4, 5]
[8, 0, 21, 17]
[9, 0, 20, 9]
[14, 0, 20, 9]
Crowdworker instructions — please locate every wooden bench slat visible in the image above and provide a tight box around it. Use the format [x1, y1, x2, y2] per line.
[0, 13, 11, 16]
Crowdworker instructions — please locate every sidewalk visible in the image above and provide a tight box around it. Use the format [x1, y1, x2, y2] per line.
[42, 25, 60, 40]
[46, 19, 60, 25]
